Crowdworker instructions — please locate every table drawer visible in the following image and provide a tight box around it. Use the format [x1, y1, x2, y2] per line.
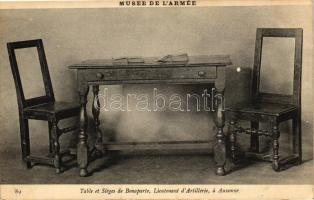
[85, 66, 217, 81]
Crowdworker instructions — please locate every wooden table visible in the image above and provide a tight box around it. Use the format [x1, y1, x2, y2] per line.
[69, 55, 232, 177]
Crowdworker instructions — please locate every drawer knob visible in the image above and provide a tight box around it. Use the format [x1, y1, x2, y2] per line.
[198, 71, 206, 77]
[96, 72, 104, 79]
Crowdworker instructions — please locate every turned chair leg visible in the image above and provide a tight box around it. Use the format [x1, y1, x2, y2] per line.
[272, 123, 280, 172]
[292, 115, 302, 164]
[228, 120, 237, 161]
[19, 117, 31, 168]
[48, 121, 54, 154]
[51, 119, 61, 174]
[250, 121, 260, 153]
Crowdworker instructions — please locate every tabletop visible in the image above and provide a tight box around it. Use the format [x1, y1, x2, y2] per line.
[68, 55, 232, 69]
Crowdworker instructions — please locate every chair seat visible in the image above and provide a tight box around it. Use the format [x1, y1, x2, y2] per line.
[225, 102, 297, 116]
[24, 102, 80, 120]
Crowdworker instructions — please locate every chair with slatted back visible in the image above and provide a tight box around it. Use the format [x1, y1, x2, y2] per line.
[225, 28, 303, 171]
[7, 39, 80, 173]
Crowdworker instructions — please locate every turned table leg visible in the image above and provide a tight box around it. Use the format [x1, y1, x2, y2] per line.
[213, 88, 226, 175]
[212, 67, 227, 176]
[78, 84, 89, 177]
[92, 85, 104, 155]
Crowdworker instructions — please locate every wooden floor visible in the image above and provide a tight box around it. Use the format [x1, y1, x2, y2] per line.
[0, 144, 313, 184]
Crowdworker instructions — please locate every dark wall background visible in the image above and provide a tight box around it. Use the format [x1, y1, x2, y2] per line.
[0, 6, 312, 155]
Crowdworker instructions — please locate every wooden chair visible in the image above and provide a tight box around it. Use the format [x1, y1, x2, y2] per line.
[225, 28, 303, 171]
[7, 39, 80, 173]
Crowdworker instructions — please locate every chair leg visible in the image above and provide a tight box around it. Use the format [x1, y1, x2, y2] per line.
[67, 130, 78, 155]
[250, 121, 259, 153]
[51, 120, 61, 174]
[19, 117, 31, 168]
[271, 122, 280, 172]
[292, 115, 302, 164]
[48, 122, 54, 154]
[228, 120, 237, 161]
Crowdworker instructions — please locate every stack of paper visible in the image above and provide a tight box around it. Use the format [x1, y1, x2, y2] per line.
[158, 53, 189, 63]
[113, 57, 145, 65]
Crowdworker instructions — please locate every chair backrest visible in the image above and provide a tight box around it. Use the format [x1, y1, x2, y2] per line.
[7, 39, 55, 110]
[251, 28, 303, 107]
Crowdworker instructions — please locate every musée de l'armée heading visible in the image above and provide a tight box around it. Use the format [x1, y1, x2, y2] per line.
[119, 0, 197, 6]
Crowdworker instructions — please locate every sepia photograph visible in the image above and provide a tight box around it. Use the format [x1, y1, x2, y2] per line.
[0, 0, 313, 199]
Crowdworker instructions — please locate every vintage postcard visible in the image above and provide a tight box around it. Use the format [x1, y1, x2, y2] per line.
[0, 0, 313, 199]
